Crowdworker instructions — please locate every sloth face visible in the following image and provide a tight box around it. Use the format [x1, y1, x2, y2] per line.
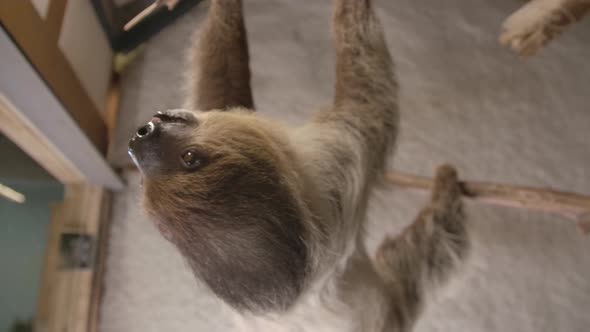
[129, 109, 309, 312]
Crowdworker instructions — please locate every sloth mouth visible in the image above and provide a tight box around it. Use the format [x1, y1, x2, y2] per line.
[152, 111, 188, 124]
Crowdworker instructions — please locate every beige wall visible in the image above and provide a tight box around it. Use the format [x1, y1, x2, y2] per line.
[30, 0, 50, 19]
[58, 0, 113, 112]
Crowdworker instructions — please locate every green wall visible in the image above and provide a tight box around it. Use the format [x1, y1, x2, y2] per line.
[0, 181, 63, 332]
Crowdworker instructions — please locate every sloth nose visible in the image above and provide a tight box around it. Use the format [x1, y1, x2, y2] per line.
[135, 122, 156, 139]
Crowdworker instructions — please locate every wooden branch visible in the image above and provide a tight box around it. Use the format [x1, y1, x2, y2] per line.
[386, 171, 590, 234]
[123, 0, 180, 31]
[499, 0, 590, 57]
[124, 2, 159, 31]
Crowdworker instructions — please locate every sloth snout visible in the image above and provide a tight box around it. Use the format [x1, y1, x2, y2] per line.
[136, 121, 156, 138]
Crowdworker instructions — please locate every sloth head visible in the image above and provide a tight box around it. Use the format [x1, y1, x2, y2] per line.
[129, 109, 310, 312]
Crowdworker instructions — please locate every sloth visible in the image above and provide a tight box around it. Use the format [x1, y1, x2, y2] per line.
[128, 0, 469, 331]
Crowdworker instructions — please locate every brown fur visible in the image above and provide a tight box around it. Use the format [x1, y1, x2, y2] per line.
[377, 165, 469, 331]
[141, 112, 312, 311]
[189, 0, 253, 110]
[128, 0, 469, 329]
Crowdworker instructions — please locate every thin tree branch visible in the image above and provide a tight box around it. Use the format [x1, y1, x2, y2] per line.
[386, 171, 590, 234]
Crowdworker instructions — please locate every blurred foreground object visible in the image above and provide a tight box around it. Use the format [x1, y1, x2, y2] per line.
[91, 0, 200, 53]
[124, 1, 181, 31]
[500, 0, 590, 57]
[0, 182, 26, 203]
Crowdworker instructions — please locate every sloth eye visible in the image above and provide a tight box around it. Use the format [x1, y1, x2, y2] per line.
[180, 151, 201, 170]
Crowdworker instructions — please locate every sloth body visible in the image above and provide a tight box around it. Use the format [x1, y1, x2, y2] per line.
[128, 1, 469, 331]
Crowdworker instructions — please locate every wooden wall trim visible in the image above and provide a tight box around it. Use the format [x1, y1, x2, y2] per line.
[0, 0, 109, 153]
[34, 202, 64, 332]
[46, 0, 68, 43]
[0, 28, 123, 189]
[0, 94, 85, 183]
[34, 185, 111, 332]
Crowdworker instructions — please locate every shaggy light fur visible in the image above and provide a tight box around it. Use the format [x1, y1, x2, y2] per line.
[101, 0, 590, 331]
[125, 0, 469, 331]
